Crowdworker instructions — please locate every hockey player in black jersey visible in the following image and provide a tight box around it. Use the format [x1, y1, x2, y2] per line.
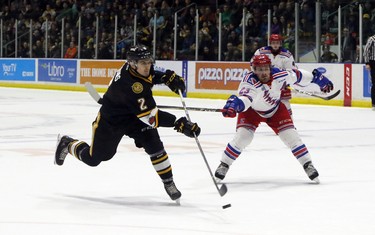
[55, 45, 200, 202]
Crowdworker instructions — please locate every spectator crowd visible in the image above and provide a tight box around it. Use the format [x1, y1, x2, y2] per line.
[0, 0, 373, 62]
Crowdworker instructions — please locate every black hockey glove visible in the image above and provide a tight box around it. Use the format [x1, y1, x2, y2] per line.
[162, 70, 186, 94]
[174, 117, 201, 138]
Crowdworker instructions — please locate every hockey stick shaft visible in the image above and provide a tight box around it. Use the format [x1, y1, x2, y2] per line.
[84, 82, 222, 112]
[159, 105, 221, 112]
[290, 87, 341, 100]
[178, 90, 227, 197]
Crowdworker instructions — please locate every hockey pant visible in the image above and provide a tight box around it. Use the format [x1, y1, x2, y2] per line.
[67, 112, 174, 182]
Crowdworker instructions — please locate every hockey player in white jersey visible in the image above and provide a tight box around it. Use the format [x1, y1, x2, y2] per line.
[252, 34, 296, 116]
[214, 54, 334, 183]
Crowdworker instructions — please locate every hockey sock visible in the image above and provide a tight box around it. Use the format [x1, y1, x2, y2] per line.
[68, 141, 102, 166]
[221, 127, 254, 165]
[149, 149, 173, 182]
[221, 143, 241, 166]
[278, 129, 312, 165]
[68, 140, 87, 160]
[292, 144, 312, 165]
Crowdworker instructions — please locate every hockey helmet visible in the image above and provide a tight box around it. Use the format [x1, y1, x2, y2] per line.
[251, 54, 271, 67]
[269, 34, 282, 42]
[126, 45, 154, 63]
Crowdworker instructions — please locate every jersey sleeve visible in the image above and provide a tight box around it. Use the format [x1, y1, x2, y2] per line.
[138, 107, 177, 128]
[236, 73, 258, 111]
[152, 66, 165, 84]
[287, 68, 314, 87]
[285, 53, 297, 69]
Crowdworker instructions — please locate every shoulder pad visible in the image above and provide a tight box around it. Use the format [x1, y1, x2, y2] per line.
[259, 46, 272, 54]
[279, 48, 293, 57]
[244, 72, 262, 87]
[271, 67, 288, 80]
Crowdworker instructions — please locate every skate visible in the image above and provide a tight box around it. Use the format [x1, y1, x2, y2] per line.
[164, 181, 182, 204]
[55, 134, 74, 166]
[303, 161, 320, 183]
[215, 162, 229, 182]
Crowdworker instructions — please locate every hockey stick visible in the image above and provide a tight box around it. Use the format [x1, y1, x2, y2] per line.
[178, 90, 227, 197]
[157, 105, 221, 112]
[290, 87, 341, 100]
[84, 82, 222, 112]
[85, 82, 103, 104]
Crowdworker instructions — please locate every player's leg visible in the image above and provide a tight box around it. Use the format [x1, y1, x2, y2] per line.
[214, 108, 262, 181]
[135, 128, 181, 201]
[55, 112, 119, 167]
[269, 103, 319, 183]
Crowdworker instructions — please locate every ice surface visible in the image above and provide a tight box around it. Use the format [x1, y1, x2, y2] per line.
[1, 87, 375, 235]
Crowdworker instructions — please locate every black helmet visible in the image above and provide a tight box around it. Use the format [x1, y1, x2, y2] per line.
[126, 45, 153, 62]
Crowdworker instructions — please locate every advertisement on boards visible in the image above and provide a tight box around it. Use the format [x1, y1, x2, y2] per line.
[0, 59, 35, 81]
[80, 60, 124, 85]
[195, 62, 249, 90]
[343, 63, 352, 106]
[38, 59, 77, 83]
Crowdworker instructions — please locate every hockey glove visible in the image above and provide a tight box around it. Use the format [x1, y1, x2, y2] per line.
[312, 69, 334, 93]
[162, 70, 186, 94]
[174, 117, 201, 138]
[221, 95, 245, 118]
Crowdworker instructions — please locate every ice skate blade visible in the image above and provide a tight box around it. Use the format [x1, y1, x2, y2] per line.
[54, 134, 62, 165]
[215, 177, 222, 184]
[175, 198, 181, 206]
[312, 177, 320, 184]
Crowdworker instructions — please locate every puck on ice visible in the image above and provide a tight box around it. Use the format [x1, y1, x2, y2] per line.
[222, 204, 231, 209]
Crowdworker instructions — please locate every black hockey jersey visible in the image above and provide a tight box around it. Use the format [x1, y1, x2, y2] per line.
[100, 62, 175, 127]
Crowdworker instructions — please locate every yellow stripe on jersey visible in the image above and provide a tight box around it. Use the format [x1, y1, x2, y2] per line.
[137, 109, 152, 118]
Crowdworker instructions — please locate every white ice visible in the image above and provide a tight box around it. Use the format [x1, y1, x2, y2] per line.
[1, 87, 375, 235]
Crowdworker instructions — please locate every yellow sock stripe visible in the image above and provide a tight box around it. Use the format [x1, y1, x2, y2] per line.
[152, 154, 168, 164]
[157, 166, 172, 175]
[68, 140, 79, 155]
[69, 140, 85, 160]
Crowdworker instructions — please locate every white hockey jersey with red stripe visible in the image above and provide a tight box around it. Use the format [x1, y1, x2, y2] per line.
[253, 46, 296, 70]
[237, 67, 312, 118]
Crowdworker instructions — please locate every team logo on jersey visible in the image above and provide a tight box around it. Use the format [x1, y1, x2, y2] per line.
[132, 82, 143, 94]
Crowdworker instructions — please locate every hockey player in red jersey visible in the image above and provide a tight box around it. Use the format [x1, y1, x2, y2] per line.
[55, 45, 200, 203]
[215, 54, 334, 183]
[252, 34, 296, 117]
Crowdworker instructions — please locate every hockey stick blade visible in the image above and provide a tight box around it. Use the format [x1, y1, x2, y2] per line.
[178, 90, 227, 197]
[84, 82, 103, 104]
[293, 88, 341, 100]
[85, 82, 222, 112]
[321, 89, 341, 100]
